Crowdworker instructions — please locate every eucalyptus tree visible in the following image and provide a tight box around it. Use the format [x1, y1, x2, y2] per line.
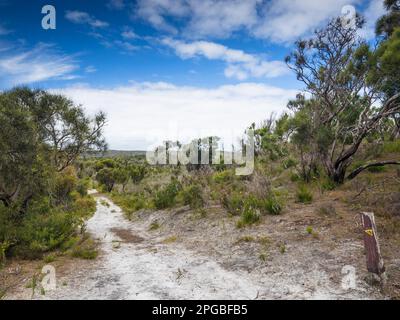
[286, 17, 400, 183]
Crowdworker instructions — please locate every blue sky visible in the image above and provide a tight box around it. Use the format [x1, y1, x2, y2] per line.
[0, 0, 387, 149]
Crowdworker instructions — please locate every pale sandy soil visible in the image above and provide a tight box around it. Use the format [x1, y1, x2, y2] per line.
[4, 190, 386, 300]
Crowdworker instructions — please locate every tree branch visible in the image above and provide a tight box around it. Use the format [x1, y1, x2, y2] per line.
[347, 161, 400, 180]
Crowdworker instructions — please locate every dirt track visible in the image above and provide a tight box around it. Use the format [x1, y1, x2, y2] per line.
[5, 191, 385, 300]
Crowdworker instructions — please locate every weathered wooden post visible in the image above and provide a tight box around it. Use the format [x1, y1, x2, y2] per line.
[360, 212, 385, 281]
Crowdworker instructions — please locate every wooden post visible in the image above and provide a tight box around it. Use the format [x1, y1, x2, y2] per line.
[360, 212, 385, 276]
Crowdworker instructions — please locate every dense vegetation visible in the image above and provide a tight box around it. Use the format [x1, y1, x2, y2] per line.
[0, 1, 399, 295]
[0, 88, 106, 262]
[89, 5, 400, 230]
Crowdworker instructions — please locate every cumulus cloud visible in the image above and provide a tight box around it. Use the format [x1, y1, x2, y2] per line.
[65, 10, 109, 28]
[135, 0, 382, 43]
[54, 82, 298, 150]
[252, 0, 360, 43]
[162, 38, 288, 80]
[134, 0, 189, 34]
[0, 43, 79, 85]
[358, 0, 386, 39]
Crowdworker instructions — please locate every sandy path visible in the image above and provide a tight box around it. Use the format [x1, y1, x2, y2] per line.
[14, 191, 382, 300]
[39, 192, 265, 300]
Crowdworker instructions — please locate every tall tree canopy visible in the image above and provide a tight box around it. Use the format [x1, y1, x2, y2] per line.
[0, 88, 107, 212]
[376, 0, 400, 38]
[285, 16, 400, 183]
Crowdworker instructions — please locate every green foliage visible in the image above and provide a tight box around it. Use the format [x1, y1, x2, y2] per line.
[153, 179, 182, 209]
[149, 221, 160, 231]
[383, 139, 400, 153]
[320, 178, 337, 191]
[282, 157, 297, 169]
[296, 185, 313, 204]
[130, 165, 146, 184]
[70, 239, 98, 260]
[181, 184, 204, 209]
[260, 196, 283, 215]
[0, 88, 106, 261]
[96, 168, 117, 192]
[212, 170, 234, 184]
[367, 165, 386, 173]
[222, 191, 244, 216]
[237, 203, 260, 228]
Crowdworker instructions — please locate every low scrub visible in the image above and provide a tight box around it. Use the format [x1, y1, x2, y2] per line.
[296, 185, 313, 204]
[180, 184, 205, 209]
[0, 193, 96, 260]
[153, 179, 182, 209]
[237, 203, 260, 228]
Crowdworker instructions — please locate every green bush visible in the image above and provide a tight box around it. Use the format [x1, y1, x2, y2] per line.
[212, 170, 234, 184]
[237, 203, 260, 228]
[282, 157, 297, 169]
[296, 185, 313, 204]
[181, 184, 204, 209]
[383, 140, 400, 153]
[222, 191, 244, 215]
[0, 190, 96, 260]
[260, 196, 283, 215]
[70, 239, 98, 260]
[320, 178, 336, 191]
[153, 179, 182, 209]
[9, 210, 80, 259]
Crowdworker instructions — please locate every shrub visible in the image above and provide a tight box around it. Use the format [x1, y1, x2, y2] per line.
[296, 185, 313, 204]
[181, 184, 204, 209]
[111, 192, 151, 215]
[237, 203, 260, 228]
[320, 178, 336, 191]
[15, 210, 80, 258]
[383, 140, 400, 153]
[290, 172, 301, 182]
[222, 191, 244, 216]
[212, 170, 234, 184]
[261, 196, 283, 215]
[76, 178, 90, 197]
[282, 157, 297, 169]
[153, 179, 182, 209]
[53, 168, 78, 203]
[70, 239, 98, 260]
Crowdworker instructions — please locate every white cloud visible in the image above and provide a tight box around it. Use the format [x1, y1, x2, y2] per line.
[121, 29, 138, 39]
[0, 43, 79, 85]
[114, 40, 138, 51]
[359, 0, 386, 39]
[162, 38, 288, 80]
[253, 0, 361, 43]
[134, 0, 189, 34]
[65, 10, 109, 28]
[55, 82, 298, 150]
[184, 0, 260, 38]
[107, 0, 125, 10]
[85, 66, 97, 73]
[135, 0, 382, 43]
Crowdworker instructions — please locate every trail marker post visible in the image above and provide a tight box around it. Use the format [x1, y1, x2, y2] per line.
[360, 212, 385, 280]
